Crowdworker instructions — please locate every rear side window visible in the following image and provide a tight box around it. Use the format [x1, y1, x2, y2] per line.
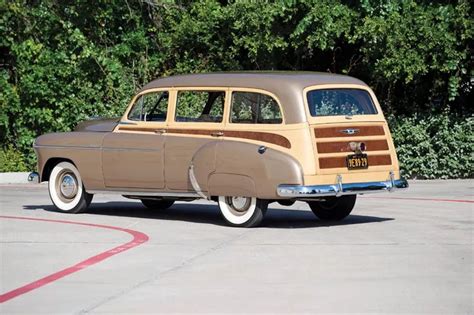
[307, 89, 377, 117]
[128, 91, 169, 121]
[231, 92, 282, 124]
[175, 90, 225, 123]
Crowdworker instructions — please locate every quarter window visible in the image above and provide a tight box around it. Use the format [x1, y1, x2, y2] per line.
[231, 92, 282, 124]
[175, 90, 225, 123]
[128, 91, 169, 121]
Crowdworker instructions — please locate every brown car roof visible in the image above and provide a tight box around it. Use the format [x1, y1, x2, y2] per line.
[141, 72, 368, 124]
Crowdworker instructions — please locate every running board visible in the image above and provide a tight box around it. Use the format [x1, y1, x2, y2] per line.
[87, 190, 201, 198]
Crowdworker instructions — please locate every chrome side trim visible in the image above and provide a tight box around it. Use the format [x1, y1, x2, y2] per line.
[189, 164, 208, 199]
[87, 190, 201, 198]
[33, 144, 100, 150]
[277, 176, 408, 198]
[118, 121, 138, 125]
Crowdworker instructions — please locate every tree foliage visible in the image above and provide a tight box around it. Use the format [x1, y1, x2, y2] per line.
[0, 0, 472, 177]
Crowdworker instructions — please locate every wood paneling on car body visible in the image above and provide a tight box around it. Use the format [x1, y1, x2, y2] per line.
[118, 127, 292, 149]
[316, 140, 389, 153]
[314, 125, 385, 138]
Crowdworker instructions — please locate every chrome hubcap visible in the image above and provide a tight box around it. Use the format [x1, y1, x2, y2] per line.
[231, 197, 248, 211]
[225, 196, 252, 216]
[59, 173, 78, 199]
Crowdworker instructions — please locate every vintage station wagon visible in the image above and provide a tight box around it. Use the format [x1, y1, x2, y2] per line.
[29, 72, 408, 227]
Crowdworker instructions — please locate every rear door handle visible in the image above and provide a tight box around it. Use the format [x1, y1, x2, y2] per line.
[211, 131, 224, 137]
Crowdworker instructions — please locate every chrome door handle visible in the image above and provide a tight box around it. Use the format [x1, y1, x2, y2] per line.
[154, 129, 167, 134]
[211, 131, 224, 137]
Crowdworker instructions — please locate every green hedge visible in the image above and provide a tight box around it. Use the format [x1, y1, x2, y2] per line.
[0, 1, 472, 178]
[0, 145, 28, 172]
[389, 114, 473, 179]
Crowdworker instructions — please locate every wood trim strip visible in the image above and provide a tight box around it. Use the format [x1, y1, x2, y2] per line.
[224, 130, 291, 149]
[316, 140, 389, 153]
[319, 154, 392, 169]
[314, 125, 385, 138]
[118, 127, 155, 133]
[166, 128, 212, 136]
[117, 127, 291, 149]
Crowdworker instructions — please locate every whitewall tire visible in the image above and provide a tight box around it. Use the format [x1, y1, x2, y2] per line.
[48, 161, 92, 213]
[218, 196, 267, 227]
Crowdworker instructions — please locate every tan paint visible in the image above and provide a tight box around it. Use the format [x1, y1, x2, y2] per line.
[34, 73, 403, 199]
[102, 132, 166, 189]
[212, 141, 304, 199]
[190, 141, 218, 194]
[118, 127, 292, 149]
[165, 135, 220, 190]
[34, 132, 106, 190]
[208, 174, 257, 197]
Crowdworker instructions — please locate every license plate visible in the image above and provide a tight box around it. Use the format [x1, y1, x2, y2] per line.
[346, 153, 369, 170]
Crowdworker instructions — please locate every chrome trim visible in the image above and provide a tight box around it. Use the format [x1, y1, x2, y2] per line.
[87, 190, 201, 198]
[33, 144, 100, 150]
[335, 174, 343, 197]
[277, 176, 408, 198]
[60, 173, 78, 198]
[340, 128, 359, 135]
[28, 172, 40, 184]
[118, 121, 138, 125]
[188, 164, 208, 199]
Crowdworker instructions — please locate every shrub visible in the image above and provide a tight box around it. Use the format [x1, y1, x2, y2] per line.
[0, 145, 28, 172]
[389, 114, 473, 179]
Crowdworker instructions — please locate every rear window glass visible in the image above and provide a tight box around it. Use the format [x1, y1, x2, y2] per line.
[307, 89, 377, 117]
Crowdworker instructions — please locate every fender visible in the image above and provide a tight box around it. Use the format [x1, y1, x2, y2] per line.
[34, 132, 107, 189]
[190, 140, 304, 199]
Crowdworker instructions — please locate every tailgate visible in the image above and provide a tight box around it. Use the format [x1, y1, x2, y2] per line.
[312, 122, 399, 176]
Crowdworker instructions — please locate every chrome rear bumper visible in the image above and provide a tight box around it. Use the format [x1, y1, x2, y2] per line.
[277, 173, 408, 198]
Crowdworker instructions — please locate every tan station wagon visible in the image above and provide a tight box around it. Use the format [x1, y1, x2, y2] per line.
[29, 72, 408, 227]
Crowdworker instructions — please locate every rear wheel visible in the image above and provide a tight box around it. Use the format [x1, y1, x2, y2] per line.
[218, 196, 267, 227]
[48, 161, 92, 213]
[141, 199, 174, 210]
[307, 195, 356, 221]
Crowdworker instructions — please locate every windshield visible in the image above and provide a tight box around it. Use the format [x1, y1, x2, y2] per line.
[307, 89, 377, 117]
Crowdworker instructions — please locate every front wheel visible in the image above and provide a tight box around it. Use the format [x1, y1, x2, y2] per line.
[48, 161, 92, 213]
[307, 195, 356, 221]
[218, 196, 267, 227]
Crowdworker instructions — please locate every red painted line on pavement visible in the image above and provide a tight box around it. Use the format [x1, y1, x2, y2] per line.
[361, 196, 474, 204]
[0, 215, 149, 303]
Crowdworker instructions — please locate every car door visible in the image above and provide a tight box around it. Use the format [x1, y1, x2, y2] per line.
[102, 89, 169, 189]
[164, 88, 228, 191]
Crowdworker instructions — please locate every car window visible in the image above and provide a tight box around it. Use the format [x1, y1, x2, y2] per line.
[128, 91, 169, 121]
[231, 92, 282, 124]
[175, 90, 225, 123]
[307, 89, 378, 117]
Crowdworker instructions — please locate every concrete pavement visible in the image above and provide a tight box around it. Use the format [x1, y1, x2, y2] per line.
[0, 180, 472, 313]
